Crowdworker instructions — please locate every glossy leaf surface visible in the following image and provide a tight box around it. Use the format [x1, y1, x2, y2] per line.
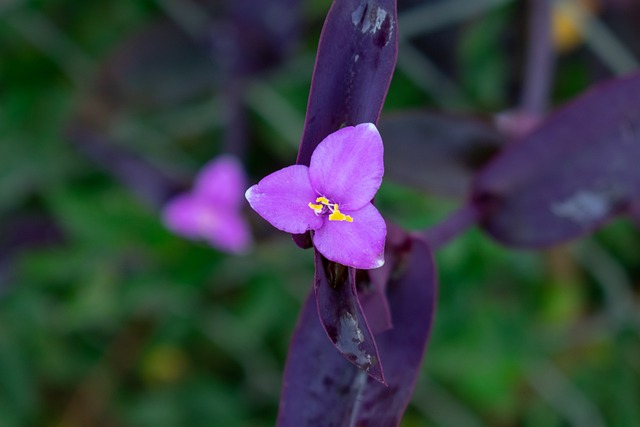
[314, 254, 385, 384]
[473, 72, 640, 247]
[295, 0, 398, 166]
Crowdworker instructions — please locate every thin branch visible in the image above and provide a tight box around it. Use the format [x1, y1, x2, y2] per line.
[396, 43, 469, 109]
[520, 0, 555, 115]
[421, 203, 480, 251]
[245, 81, 304, 150]
[571, 239, 636, 329]
[398, 0, 514, 41]
[555, 0, 639, 75]
[4, 9, 94, 85]
[526, 361, 608, 427]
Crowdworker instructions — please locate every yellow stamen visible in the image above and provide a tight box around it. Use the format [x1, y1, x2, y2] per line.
[328, 204, 353, 222]
[308, 202, 324, 214]
[308, 197, 353, 222]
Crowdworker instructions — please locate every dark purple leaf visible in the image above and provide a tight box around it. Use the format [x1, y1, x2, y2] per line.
[631, 199, 640, 225]
[224, 0, 301, 74]
[314, 254, 385, 384]
[86, 2, 301, 113]
[293, 0, 398, 248]
[358, 267, 393, 334]
[66, 123, 184, 208]
[356, 233, 437, 426]
[278, 229, 437, 426]
[95, 20, 222, 109]
[277, 292, 365, 427]
[379, 111, 503, 198]
[296, 0, 398, 165]
[472, 72, 640, 247]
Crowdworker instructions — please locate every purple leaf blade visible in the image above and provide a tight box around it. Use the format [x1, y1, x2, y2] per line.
[95, 20, 222, 109]
[314, 255, 385, 384]
[379, 111, 503, 199]
[278, 231, 437, 426]
[277, 292, 365, 427]
[473, 72, 640, 247]
[356, 233, 437, 426]
[225, 0, 301, 74]
[293, 0, 398, 248]
[296, 0, 398, 166]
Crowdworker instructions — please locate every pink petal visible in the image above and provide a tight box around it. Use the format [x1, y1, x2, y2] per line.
[162, 194, 206, 240]
[245, 165, 323, 234]
[312, 203, 386, 269]
[194, 155, 246, 209]
[309, 123, 384, 211]
[162, 194, 251, 254]
[205, 211, 252, 254]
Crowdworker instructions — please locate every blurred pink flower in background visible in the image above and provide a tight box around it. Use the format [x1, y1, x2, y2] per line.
[162, 155, 252, 254]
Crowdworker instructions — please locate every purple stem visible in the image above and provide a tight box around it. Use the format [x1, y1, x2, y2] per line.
[520, 0, 555, 116]
[421, 203, 480, 251]
[222, 80, 249, 159]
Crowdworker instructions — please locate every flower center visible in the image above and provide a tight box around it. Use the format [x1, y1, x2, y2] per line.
[308, 196, 353, 222]
[196, 209, 219, 233]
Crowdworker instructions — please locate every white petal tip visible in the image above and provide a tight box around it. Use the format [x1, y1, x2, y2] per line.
[244, 185, 256, 202]
[372, 256, 385, 269]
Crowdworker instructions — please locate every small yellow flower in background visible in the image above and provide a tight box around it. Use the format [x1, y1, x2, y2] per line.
[142, 345, 189, 385]
[552, 0, 600, 53]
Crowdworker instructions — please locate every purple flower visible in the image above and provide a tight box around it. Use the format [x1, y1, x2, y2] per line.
[162, 155, 252, 254]
[245, 123, 386, 269]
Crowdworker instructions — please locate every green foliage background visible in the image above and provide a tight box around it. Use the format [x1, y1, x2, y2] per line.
[1, 1, 639, 426]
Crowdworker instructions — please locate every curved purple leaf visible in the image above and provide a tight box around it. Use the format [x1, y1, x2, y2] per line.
[296, 0, 398, 166]
[277, 292, 364, 427]
[359, 266, 393, 334]
[314, 255, 385, 384]
[225, 0, 301, 74]
[278, 230, 437, 426]
[473, 72, 640, 247]
[355, 234, 437, 426]
[96, 20, 222, 108]
[293, 0, 398, 248]
[379, 111, 503, 198]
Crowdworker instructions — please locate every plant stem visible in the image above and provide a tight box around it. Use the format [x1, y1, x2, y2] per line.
[421, 203, 480, 250]
[520, 0, 554, 116]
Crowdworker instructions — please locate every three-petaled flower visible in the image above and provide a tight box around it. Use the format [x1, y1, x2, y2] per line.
[162, 155, 252, 254]
[245, 123, 386, 269]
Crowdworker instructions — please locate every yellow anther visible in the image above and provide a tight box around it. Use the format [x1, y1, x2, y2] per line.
[309, 197, 353, 222]
[328, 204, 353, 222]
[308, 202, 323, 214]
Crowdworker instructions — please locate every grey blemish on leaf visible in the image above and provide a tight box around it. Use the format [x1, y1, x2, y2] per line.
[551, 190, 610, 224]
[352, 3, 371, 32]
[373, 8, 388, 33]
[337, 312, 373, 370]
[351, 3, 394, 46]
